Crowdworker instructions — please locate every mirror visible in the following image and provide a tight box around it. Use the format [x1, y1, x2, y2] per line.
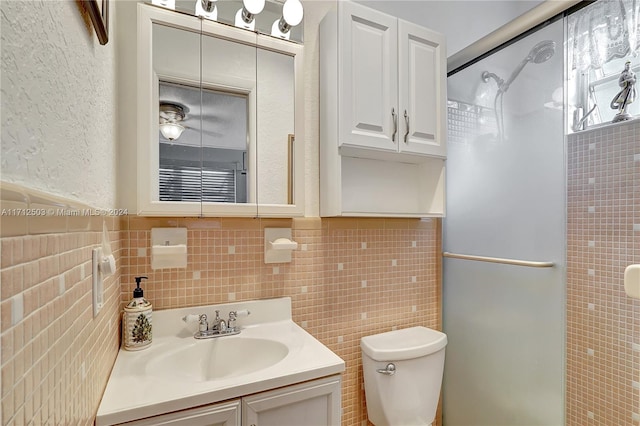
[138, 3, 304, 217]
[158, 82, 250, 203]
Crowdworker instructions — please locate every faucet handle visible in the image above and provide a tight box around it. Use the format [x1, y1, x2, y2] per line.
[229, 309, 250, 319]
[183, 313, 208, 332]
[182, 314, 200, 323]
[227, 309, 250, 331]
[198, 314, 208, 332]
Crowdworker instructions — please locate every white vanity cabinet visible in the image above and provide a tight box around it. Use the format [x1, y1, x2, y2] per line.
[320, 1, 446, 217]
[115, 376, 341, 426]
[242, 376, 342, 425]
[327, 1, 446, 157]
[121, 401, 240, 426]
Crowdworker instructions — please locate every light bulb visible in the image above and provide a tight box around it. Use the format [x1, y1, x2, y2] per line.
[235, 0, 264, 30]
[195, 0, 217, 20]
[272, 0, 303, 38]
[243, 0, 265, 16]
[282, 0, 303, 27]
[160, 123, 185, 141]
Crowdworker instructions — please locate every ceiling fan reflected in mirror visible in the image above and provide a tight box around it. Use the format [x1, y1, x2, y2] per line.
[159, 102, 188, 141]
[159, 100, 225, 144]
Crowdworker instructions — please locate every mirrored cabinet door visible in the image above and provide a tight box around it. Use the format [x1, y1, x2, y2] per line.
[138, 7, 203, 216]
[199, 22, 258, 216]
[138, 3, 304, 217]
[154, 25, 203, 214]
[256, 47, 294, 206]
[255, 35, 304, 217]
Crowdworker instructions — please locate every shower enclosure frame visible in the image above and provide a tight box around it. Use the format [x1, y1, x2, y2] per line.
[443, 11, 569, 425]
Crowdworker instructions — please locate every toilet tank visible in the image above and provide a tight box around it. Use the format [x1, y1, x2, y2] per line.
[361, 327, 447, 426]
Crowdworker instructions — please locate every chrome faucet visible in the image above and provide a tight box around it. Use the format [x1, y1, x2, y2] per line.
[183, 309, 250, 339]
[212, 310, 227, 333]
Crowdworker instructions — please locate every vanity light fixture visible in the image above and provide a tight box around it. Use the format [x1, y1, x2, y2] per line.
[159, 102, 187, 142]
[152, 0, 176, 10]
[234, 0, 265, 31]
[195, 0, 217, 21]
[271, 0, 303, 40]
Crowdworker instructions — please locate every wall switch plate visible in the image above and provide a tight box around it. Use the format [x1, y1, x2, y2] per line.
[92, 248, 104, 317]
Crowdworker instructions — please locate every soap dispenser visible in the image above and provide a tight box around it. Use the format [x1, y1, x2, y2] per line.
[123, 276, 152, 351]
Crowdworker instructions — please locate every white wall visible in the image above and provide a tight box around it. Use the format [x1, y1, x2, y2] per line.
[1, 1, 118, 209]
[356, 0, 543, 56]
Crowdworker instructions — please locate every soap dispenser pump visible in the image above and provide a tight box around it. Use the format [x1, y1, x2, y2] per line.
[123, 276, 153, 351]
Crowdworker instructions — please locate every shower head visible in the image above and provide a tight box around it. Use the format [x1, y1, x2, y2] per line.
[500, 40, 556, 93]
[528, 40, 556, 64]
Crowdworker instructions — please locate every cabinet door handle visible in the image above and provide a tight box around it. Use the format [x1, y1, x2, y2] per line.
[391, 108, 398, 143]
[404, 110, 410, 143]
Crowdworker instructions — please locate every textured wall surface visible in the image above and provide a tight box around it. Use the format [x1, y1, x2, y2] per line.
[1, 1, 117, 209]
[0, 215, 122, 425]
[121, 216, 442, 426]
[566, 120, 640, 425]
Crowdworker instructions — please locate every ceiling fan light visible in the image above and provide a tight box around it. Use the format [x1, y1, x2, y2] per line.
[160, 122, 185, 141]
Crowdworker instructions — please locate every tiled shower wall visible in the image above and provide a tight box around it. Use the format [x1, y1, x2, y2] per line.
[566, 120, 640, 425]
[121, 217, 442, 426]
[0, 216, 122, 425]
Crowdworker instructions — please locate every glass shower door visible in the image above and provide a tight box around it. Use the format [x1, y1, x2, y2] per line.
[443, 19, 565, 425]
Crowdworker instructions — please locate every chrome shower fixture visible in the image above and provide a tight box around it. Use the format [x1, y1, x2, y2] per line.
[480, 40, 556, 141]
[482, 40, 556, 94]
[501, 40, 555, 93]
[481, 71, 503, 87]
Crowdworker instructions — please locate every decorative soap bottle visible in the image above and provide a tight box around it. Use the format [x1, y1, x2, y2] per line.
[123, 276, 152, 351]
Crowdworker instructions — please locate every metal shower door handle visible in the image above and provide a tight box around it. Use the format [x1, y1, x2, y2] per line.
[377, 363, 396, 375]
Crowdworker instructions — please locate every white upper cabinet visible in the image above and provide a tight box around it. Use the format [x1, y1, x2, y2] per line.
[330, 1, 446, 158]
[320, 1, 446, 217]
[398, 21, 446, 157]
[338, 2, 398, 151]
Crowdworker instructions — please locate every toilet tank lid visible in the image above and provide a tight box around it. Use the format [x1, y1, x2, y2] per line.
[360, 326, 447, 361]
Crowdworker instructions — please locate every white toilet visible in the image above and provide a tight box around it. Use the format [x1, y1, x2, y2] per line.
[361, 326, 447, 426]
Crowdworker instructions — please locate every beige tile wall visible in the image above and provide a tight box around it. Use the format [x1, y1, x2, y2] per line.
[121, 217, 442, 426]
[0, 216, 122, 426]
[566, 120, 640, 425]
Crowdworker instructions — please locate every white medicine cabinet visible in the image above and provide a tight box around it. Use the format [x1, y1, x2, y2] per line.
[137, 3, 304, 217]
[320, 1, 447, 217]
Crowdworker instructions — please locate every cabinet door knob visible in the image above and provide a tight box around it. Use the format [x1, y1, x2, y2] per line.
[404, 110, 410, 143]
[391, 108, 398, 143]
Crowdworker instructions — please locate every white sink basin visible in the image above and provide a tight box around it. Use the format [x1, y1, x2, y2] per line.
[96, 298, 345, 426]
[145, 337, 289, 381]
